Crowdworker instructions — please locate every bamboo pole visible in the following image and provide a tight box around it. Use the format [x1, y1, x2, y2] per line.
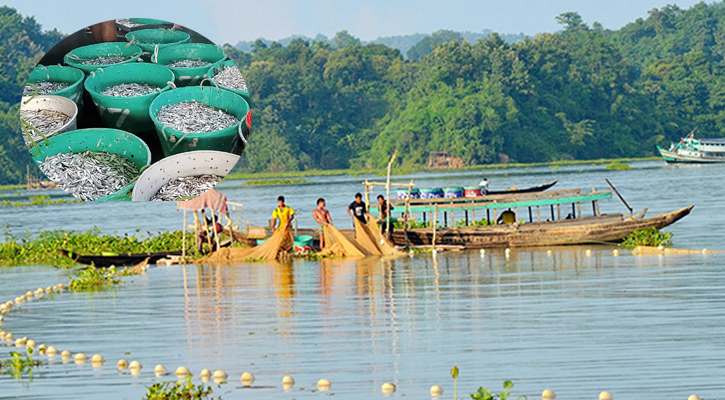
[364, 179, 371, 213]
[210, 210, 221, 251]
[403, 180, 413, 248]
[537, 205, 541, 222]
[182, 209, 187, 262]
[385, 150, 398, 239]
[432, 205, 438, 250]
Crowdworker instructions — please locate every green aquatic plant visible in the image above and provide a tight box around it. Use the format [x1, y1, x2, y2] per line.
[606, 161, 632, 171]
[620, 227, 673, 249]
[0, 195, 82, 207]
[451, 365, 459, 400]
[69, 266, 122, 292]
[144, 375, 218, 400]
[1, 349, 43, 379]
[470, 380, 525, 400]
[0, 228, 202, 267]
[455, 219, 492, 227]
[242, 178, 308, 186]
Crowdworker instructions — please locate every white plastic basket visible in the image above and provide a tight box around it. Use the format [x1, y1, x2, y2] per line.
[20, 95, 78, 140]
[131, 150, 239, 201]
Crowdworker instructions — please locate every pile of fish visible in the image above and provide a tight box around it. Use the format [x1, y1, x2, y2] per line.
[166, 59, 211, 68]
[101, 83, 161, 97]
[156, 101, 239, 133]
[39, 151, 139, 201]
[116, 18, 144, 28]
[80, 55, 131, 65]
[212, 65, 247, 91]
[23, 82, 71, 96]
[150, 174, 222, 201]
[20, 109, 71, 144]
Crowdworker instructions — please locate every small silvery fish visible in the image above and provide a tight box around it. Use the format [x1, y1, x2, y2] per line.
[156, 101, 239, 133]
[20, 109, 71, 144]
[81, 55, 131, 65]
[150, 174, 222, 201]
[166, 59, 211, 68]
[213, 65, 247, 91]
[23, 82, 71, 96]
[101, 83, 161, 97]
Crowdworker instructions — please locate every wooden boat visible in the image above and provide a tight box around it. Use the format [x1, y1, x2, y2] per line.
[57, 249, 183, 267]
[391, 206, 693, 248]
[657, 131, 725, 163]
[485, 180, 557, 195]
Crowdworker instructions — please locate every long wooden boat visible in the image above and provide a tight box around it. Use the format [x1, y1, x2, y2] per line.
[57, 249, 182, 267]
[391, 206, 693, 248]
[485, 180, 557, 195]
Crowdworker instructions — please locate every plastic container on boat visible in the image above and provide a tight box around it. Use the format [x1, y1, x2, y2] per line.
[24, 65, 85, 112]
[64, 42, 143, 75]
[419, 188, 443, 199]
[131, 150, 240, 201]
[125, 29, 190, 61]
[464, 186, 483, 197]
[153, 43, 226, 87]
[293, 235, 314, 254]
[84, 63, 175, 133]
[443, 187, 463, 198]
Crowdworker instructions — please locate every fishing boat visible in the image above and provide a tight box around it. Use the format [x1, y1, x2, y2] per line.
[57, 249, 182, 267]
[657, 131, 725, 163]
[485, 180, 557, 195]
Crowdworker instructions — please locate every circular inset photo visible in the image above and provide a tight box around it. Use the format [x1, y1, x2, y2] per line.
[19, 18, 251, 202]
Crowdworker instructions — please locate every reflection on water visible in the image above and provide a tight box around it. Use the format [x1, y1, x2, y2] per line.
[1, 247, 724, 399]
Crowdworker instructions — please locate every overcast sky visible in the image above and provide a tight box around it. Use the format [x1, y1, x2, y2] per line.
[3, 0, 708, 44]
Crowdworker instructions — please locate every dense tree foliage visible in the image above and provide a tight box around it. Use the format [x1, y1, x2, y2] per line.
[5, 3, 725, 182]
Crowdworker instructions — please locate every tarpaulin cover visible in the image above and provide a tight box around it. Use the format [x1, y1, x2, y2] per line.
[177, 188, 227, 213]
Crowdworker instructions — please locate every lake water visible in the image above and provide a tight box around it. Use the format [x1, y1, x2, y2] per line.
[1, 161, 724, 399]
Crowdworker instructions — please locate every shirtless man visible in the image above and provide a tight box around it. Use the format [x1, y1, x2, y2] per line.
[312, 198, 333, 249]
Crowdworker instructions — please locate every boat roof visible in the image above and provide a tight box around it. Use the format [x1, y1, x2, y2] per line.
[698, 138, 725, 144]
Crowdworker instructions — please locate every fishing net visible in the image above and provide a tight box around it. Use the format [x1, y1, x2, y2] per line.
[196, 223, 293, 263]
[319, 224, 369, 257]
[365, 216, 402, 256]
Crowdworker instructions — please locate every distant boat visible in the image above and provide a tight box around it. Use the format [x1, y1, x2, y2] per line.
[485, 180, 557, 195]
[657, 131, 725, 163]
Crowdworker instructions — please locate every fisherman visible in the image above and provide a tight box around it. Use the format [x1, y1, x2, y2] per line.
[479, 178, 489, 193]
[497, 208, 516, 225]
[347, 192, 371, 226]
[377, 194, 395, 237]
[196, 209, 223, 253]
[271, 195, 295, 231]
[312, 198, 333, 249]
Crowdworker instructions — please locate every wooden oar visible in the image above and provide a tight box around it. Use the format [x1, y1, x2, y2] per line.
[605, 178, 633, 215]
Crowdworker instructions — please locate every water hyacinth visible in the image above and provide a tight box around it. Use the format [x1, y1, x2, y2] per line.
[20, 109, 71, 143]
[166, 58, 211, 68]
[38, 151, 139, 201]
[80, 55, 131, 65]
[151, 174, 222, 201]
[101, 83, 161, 97]
[213, 65, 247, 91]
[156, 101, 238, 133]
[23, 82, 70, 96]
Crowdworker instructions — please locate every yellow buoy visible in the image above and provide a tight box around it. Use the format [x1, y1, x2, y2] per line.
[200, 368, 211, 377]
[382, 382, 396, 393]
[129, 360, 142, 370]
[5, 333, 15, 341]
[213, 370, 228, 383]
[26, 339, 36, 349]
[241, 371, 255, 387]
[14, 338, 24, 347]
[282, 375, 295, 386]
[317, 378, 331, 391]
[25, 291, 33, 298]
[546, 250, 553, 256]
[585, 249, 592, 257]
[154, 364, 167, 376]
[117, 359, 129, 369]
[46, 346, 58, 356]
[688, 395, 701, 400]
[91, 354, 105, 365]
[612, 249, 619, 257]
[74, 353, 88, 364]
[45, 287, 53, 294]
[599, 391, 613, 400]
[175, 366, 190, 377]
[542, 389, 556, 399]
[37, 344, 47, 353]
[430, 385, 444, 396]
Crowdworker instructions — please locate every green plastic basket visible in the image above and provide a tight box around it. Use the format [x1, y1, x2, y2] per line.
[149, 85, 250, 156]
[153, 43, 226, 86]
[126, 29, 190, 61]
[130, 18, 172, 25]
[84, 63, 175, 133]
[31, 128, 151, 201]
[208, 60, 251, 106]
[64, 42, 143, 75]
[25, 65, 85, 111]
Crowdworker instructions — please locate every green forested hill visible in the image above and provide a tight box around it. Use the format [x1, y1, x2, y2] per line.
[4, 3, 725, 183]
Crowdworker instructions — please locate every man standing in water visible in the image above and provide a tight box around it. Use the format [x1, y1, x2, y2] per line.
[271, 196, 295, 231]
[347, 192, 370, 226]
[377, 194, 395, 238]
[312, 198, 333, 249]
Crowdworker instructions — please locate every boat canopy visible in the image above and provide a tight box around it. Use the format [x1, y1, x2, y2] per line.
[177, 188, 227, 213]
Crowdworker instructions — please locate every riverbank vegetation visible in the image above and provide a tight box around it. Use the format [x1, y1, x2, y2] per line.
[0, 229, 201, 267]
[1, 195, 81, 207]
[242, 178, 308, 186]
[4, 3, 725, 183]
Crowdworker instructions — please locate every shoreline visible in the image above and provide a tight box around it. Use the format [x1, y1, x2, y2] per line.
[223, 156, 661, 181]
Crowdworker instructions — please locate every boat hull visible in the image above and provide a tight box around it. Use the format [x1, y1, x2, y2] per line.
[391, 206, 693, 248]
[58, 249, 183, 267]
[485, 180, 557, 195]
[658, 146, 725, 163]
